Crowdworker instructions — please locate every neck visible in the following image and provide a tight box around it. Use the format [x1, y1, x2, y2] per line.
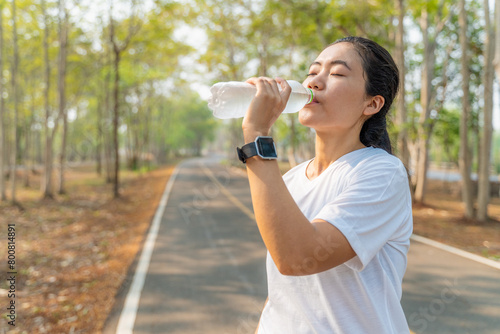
[307, 129, 366, 180]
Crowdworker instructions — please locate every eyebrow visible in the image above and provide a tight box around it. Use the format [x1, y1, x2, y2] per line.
[310, 60, 352, 71]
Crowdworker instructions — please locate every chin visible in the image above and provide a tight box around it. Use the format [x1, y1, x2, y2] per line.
[298, 109, 320, 128]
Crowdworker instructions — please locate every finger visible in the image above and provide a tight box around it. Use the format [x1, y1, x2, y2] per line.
[247, 77, 270, 91]
[266, 79, 285, 108]
[266, 78, 280, 96]
[273, 78, 291, 113]
[245, 77, 258, 84]
[247, 77, 281, 109]
[276, 77, 292, 100]
[246, 77, 270, 87]
[257, 77, 278, 98]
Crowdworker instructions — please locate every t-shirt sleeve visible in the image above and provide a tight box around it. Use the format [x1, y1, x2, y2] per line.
[314, 158, 412, 271]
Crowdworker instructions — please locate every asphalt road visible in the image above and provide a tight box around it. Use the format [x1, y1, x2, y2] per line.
[402, 239, 500, 333]
[104, 157, 500, 334]
[104, 157, 267, 334]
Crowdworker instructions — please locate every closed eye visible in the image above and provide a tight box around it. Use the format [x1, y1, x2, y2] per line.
[306, 73, 316, 77]
[331, 73, 344, 77]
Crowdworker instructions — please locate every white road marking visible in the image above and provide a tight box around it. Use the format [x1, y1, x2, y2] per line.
[115, 165, 181, 334]
[411, 234, 500, 270]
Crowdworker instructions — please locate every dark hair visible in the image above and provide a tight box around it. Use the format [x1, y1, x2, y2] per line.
[332, 36, 399, 154]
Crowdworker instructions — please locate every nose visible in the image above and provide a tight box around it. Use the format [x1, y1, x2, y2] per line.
[306, 75, 324, 91]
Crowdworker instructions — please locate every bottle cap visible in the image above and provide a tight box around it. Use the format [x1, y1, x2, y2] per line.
[307, 88, 313, 104]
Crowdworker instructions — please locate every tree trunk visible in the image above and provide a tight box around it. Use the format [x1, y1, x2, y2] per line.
[477, 0, 495, 221]
[395, 0, 409, 167]
[458, 0, 475, 218]
[41, 0, 54, 199]
[108, 0, 138, 197]
[0, 3, 6, 201]
[495, 0, 500, 93]
[57, 0, 68, 195]
[105, 136, 113, 183]
[144, 85, 152, 170]
[414, 9, 435, 203]
[104, 60, 113, 183]
[413, 2, 450, 204]
[112, 49, 120, 197]
[10, 0, 19, 205]
[58, 112, 68, 194]
[495, 0, 500, 189]
[96, 98, 102, 175]
[24, 117, 31, 188]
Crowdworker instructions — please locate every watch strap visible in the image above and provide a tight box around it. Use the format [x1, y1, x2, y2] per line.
[237, 142, 257, 163]
[237, 136, 277, 163]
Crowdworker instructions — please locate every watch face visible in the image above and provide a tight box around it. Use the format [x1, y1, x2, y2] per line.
[256, 137, 277, 159]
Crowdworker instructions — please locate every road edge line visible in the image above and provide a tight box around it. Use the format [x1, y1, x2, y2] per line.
[115, 164, 181, 334]
[411, 234, 500, 270]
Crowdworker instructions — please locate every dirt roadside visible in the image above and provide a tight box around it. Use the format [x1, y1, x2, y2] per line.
[0, 165, 175, 334]
[412, 180, 500, 261]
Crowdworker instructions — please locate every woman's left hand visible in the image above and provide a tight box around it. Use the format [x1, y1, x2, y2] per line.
[242, 77, 291, 143]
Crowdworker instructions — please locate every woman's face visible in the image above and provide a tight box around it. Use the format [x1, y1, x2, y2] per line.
[300, 42, 374, 134]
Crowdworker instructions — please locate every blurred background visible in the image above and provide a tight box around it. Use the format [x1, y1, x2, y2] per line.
[0, 0, 499, 333]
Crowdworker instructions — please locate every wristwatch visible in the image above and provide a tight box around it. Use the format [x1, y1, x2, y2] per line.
[237, 136, 278, 163]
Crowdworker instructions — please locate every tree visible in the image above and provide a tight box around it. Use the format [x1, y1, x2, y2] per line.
[0, 0, 6, 201]
[57, 0, 69, 194]
[41, 0, 54, 199]
[195, 0, 255, 155]
[458, 0, 474, 218]
[413, 0, 452, 204]
[10, 0, 19, 206]
[116, 4, 191, 170]
[247, 0, 305, 165]
[394, 0, 409, 167]
[108, 0, 139, 198]
[477, 0, 496, 221]
[496, 0, 500, 78]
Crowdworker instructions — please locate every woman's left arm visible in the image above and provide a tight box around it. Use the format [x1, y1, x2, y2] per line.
[242, 77, 355, 276]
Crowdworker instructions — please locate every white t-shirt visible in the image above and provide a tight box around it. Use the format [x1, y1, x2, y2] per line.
[257, 147, 413, 334]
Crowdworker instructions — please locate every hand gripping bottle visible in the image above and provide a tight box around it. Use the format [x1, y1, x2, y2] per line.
[207, 80, 313, 119]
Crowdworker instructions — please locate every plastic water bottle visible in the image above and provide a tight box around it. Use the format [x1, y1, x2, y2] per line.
[207, 80, 313, 119]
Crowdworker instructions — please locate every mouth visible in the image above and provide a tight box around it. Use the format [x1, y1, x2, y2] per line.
[308, 97, 319, 104]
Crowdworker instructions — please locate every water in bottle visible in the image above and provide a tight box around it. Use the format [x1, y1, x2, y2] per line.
[207, 80, 313, 119]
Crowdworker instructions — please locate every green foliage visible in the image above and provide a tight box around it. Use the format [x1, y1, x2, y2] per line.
[430, 108, 461, 164]
[162, 89, 217, 157]
[274, 114, 311, 152]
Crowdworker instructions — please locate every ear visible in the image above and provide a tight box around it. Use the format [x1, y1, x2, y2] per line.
[363, 95, 385, 116]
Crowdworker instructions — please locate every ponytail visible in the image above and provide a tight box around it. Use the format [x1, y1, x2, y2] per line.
[360, 114, 392, 154]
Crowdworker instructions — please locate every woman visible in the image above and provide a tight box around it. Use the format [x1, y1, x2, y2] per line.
[239, 36, 413, 333]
